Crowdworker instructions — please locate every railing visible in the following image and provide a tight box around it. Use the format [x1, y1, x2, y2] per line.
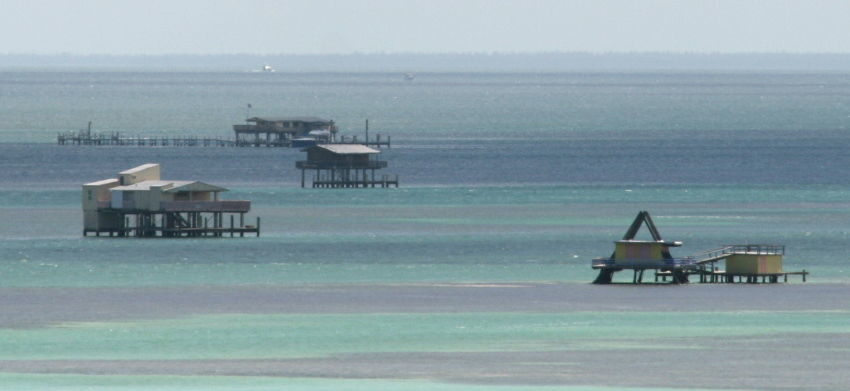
[59, 132, 236, 147]
[692, 244, 784, 263]
[233, 125, 295, 133]
[727, 244, 784, 255]
[97, 200, 136, 210]
[591, 257, 698, 268]
[99, 200, 250, 212]
[592, 258, 616, 268]
[160, 200, 251, 212]
[296, 160, 388, 169]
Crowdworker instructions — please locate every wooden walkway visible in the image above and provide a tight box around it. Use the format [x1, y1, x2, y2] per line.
[57, 131, 390, 148]
[85, 226, 260, 238]
[655, 269, 809, 283]
[311, 175, 399, 188]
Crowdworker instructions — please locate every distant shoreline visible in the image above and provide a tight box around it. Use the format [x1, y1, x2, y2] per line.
[5, 52, 850, 72]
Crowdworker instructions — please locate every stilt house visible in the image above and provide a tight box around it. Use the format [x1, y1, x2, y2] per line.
[591, 211, 695, 284]
[233, 116, 336, 147]
[82, 164, 259, 237]
[590, 211, 806, 284]
[295, 144, 398, 188]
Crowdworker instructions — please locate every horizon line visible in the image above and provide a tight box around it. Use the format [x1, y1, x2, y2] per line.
[6, 51, 850, 57]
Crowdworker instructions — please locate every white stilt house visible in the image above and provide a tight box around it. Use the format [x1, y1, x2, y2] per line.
[82, 164, 259, 237]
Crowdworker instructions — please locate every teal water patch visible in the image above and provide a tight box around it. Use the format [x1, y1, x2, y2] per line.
[234, 184, 850, 206]
[2, 203, 849, 286]
[7, 184, 850, 208]
[2, 311, 849, 360]
[0, 373, 743, 391]
[3, 184, 850, 287]
[0, 261, 593, 287]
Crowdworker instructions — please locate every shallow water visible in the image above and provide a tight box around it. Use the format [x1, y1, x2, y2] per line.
[2, 71, 850, 389]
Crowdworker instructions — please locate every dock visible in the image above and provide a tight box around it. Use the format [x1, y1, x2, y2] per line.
[58, 132, 236, 147]
[57, 131, 390, 148]
[311, 174, 399, 188]
[655, 269, 809, 283]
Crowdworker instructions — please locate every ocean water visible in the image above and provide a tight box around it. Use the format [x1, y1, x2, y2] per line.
[1, 70, 850, 390]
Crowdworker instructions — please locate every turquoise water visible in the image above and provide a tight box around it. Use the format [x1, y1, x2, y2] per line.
[3, 311, 850, 360]
[2, 71, 850, 390]
[0, 184, 846, 287]
[3, 72, 850, 143]
[0, 374, 748, 391]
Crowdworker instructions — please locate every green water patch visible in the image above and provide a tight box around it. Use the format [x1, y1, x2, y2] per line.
[0, 373, 743, 391]
[1, 311, 849, 360]
[0, 261, 593, 287]
[379, 216, 739, 227]
[9, 184, 850, 209]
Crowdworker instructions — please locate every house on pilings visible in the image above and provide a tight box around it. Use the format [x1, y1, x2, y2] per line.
[295, 144, 398, 188]
[591, 211, 695, 284]
[590, 211, 807, 284]
[82, 164, 259, 237]
[233, 116, 336, 147]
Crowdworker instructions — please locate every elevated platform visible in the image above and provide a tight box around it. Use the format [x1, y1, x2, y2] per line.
[58, 132, 390, 148]
[589, 212, 807, 284]
[656, 269, 808, 283]
[692, 244, 785, 264]
[84, 213, 260, 238]
[592, 256, 699, 285]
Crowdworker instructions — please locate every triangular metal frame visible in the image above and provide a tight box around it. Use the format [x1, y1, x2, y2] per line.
[621, 210, 663, 241]
[609, 211, 669, 260]
[594, 211, 687, 284]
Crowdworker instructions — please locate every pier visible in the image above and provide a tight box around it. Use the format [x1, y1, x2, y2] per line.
[310, 173, 399, 188]
[57, 130, 390, 148]
[59, 131, 236, 147]
[655, 269, 809, 284]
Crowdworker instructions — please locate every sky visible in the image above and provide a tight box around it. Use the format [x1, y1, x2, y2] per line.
[3, 0, 850, 55]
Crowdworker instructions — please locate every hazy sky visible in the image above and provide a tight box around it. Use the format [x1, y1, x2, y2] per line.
[4, 0, 850, 55]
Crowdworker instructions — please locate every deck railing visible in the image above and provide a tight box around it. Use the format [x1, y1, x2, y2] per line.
[99, 200, 250, 212]
[726, 244, 784, 255]
[233, 125, 296, 133]
[693, 244, 785, 263]
[296, 160, 388, 169]
[160, 200, 251, 212]
[591, 257, 698, 268]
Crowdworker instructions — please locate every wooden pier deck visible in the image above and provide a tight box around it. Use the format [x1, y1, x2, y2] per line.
[311, 175, 399, 188]
[85, 226, 260, 238]
[655, 269, 809, 283]
[57, 131, 390, 148]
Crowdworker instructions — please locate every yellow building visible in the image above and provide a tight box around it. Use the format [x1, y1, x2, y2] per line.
[592, 211, 693, 284]
[725, 253, 783, 275]
[613, 240, 668, 266]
